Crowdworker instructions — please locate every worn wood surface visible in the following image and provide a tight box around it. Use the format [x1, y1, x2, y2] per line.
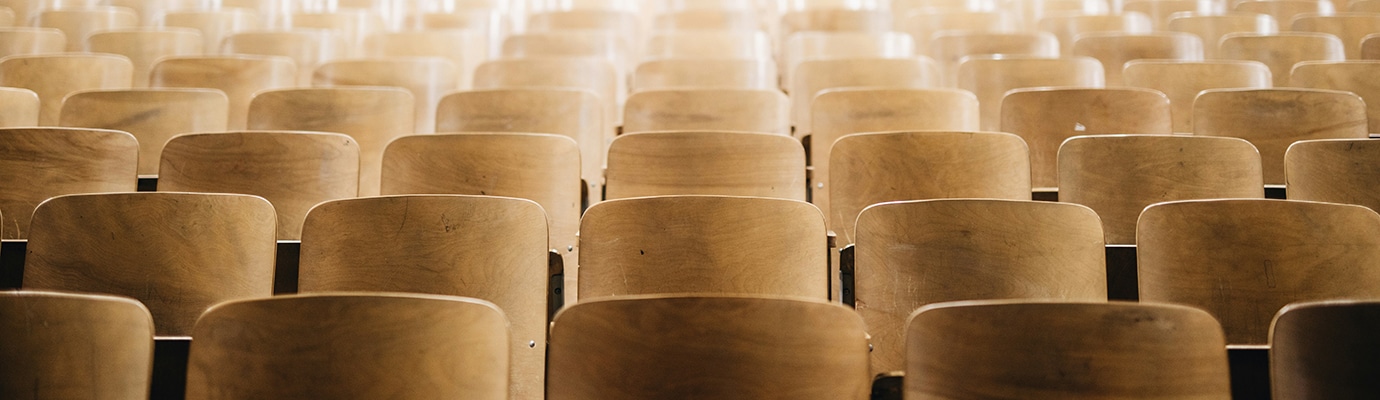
[1167, 13, 1278, 58]
[1070, 32, 1204, 85]
[0, 27, 65, 58]
[645, 31, 769, 59]
[1123, 0, 1205, 30]
[1291, 60, 1380, 133]
[162, 10, 260, 60]
[654, 9, 761, 31]
[0, 127, 136, 239]
[0, 53, 132, 125]
[1001, 87, 1173, 189]
[1038, 13, 1153, 54]
[1123, 59, 1272, 133]
[623, 89, 788, 134]
[363, 30, 485, 88]
[929, 31, 1058, 87]
[222, 30, 345, 84]
[87, 29, 201, 87]
[1193, 88, 1367, 185]
[632, 58, 776, 91]
[36, 7, 137, 51]
[605, 131, 805, 200]
[0, 291, 154, 400]
[149, 55, 296, 130]
[790, 57, 937, 138]
[1286, 138, 1380, 212]
[1291, 13, 1380, 59]
[958, 56, 1105, 132]
[1270, 300, 1380, 399]
[781, 32, 913, 86]
[313, 58, 459, 134]
[1220, 32, 1344, 87]
[0, 86, 38, 127]
[473, 58, 620, 128]
[59, 88, 228, 175]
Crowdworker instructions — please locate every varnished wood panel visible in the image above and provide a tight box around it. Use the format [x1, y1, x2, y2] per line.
[87, 29, 202, 87]
[363, 30, 486, 88]
[1291, 60, 1380, 133]
[0, 86, 37, 126]
[1123, 59, 1272, 133]
[36, 7, 137, 51]
[148, 55, 296, 130]
[313, 58, 459, 134]
[1038, 13, 1153, 54]
[632, 58, 777, 91]
[1193, 88, 1368, 185]
[162, 10, 260, 59]
[1292, 13, 1380, 59]
[1286, 138, 1380, 212]
[0, 53, 132, 126]
[473, 58, 620, 129]
[957, 56, 1105, 132]
[0, 291, 153, 400]
[1220, 32, 1344, 87]
[790, 57, 937, 138]
[781, 32, 913, 86]
[1070, 32, 1204, 85]
[1271, 300, 1380, 399]
[1166, 13, 1277, 58]
[1001, 87, 1173, 189]
[222, 30, 346, 84]
[0, 28, 65, 58]
[0, 127, 136, 239]
[59, 88, 229, 175]
[623, 89, 788, 135]
[929, 31, 1058, 87]
[605, 131, 805, 200]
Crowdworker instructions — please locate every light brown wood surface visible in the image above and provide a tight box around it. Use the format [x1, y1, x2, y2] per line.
[579, 195, 828, 300]
[1138, 199, 1380, 345]
[528, 9, 640, 40]
[1270, 300, 1380, 399]
[247, 87, 414, 196]
[222, 30, 346, 84]
[1059, 135, 1264, 244]
[1220, 32, 1344, 87]
[0, 291, 153, 400]
[473, 57, 620, 129]
[288, 11, 384, 57]
[1291, 60, 1380, 132]
[1001, 87, 1173, 189]
[780, 8, 891, 46]
[185, 293, 509, 400]
[1355, 0, 1380, 11]
[623, 89, 788, 135]
[959, 56, 1106, 132]
[1167, 12, 1278, 58]
[0, 86, 37, 126]
[1124, 0, 1210, 30]
[500, 32, 628, 72]
[547, 295, 871, 400]
[87, 29, 201, 88]
[605, 131, 805, 200]
[1037, 13, 1154, 54]
[790, 57, 937, 138]
[148, 55, 296, 130]
[901, 11, 1021, 54]
[1193, 88, 1367, 185]
[1123, 59, 1272, 133]
[313, 58, 459, 134]
[0, 127, 136, 239]
[906, 300, 1231, 399]
[162, 10, 261, 56]
[856, 199, 1107, 374]
[299, 196, 546, 400]
[59, 88, 228, 175]
[781, 32, 914, 85]
[1070, 32, 1205, 86]
[36, 7, 137, 51]
[929, 31, 1058, 87]
[1360, 32, 1380, 59]
[1292, 13, 1380, 59]
[645, 32, 770, 59]
[1235, 1, 1330, 27]
[0, 53, 132, 126]
[23, 192, 277, 336]
[363, 30, 486, 88]
[1286, 139, 1380, 212]
[0, 28, 65, 58]
[159, 131, 359, 240]
[631, 58, 776, 91]
[654, 9, 760, 31]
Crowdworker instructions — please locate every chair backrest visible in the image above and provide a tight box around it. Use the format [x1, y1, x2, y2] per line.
[0, 291, 153, 400]
[781, 31, 913, 85]
[790, 57, 938, 139]
[1291, 60, 1380, 133]
[0, 127, 136, 239]
[1124, 0, 1211, 30]
[1059, 135, 1264, 244]
[288, 11, 384, 57]
[36, 7, 138, 51]
[529, 9, 640, 40]
[906, 300, 1232, 399]
[86, 29, 202, 87]
[547, 295, 871, 400]
[1037, 13, 1154, 54]
[579, 195, 828, 300]
[1355, 0, 1380, 11]
[247, 87, 414, 196]
[500, 32, 629, 74]
[1219, 32, 1344, 87]
[653, 9, 760, 30]
[1235, 0, 1333, 25]
[928, 31, 1059, 87]
[624, 89, 787, 134]
[1271, 299, 1380, 399]
[1193, 88, 1368, 185]
[299, 195, 547, 400]
[148, 55, 296, 130]
[0, 53, 132, 125]
[1138, 199, 1380, 344]
[605, 131, 804, 200]
[162, 10, 260, 56]
[645, 31, 770, 59]
[222, 30, 346, 84]
[1001, 87, 1173, 189]
[312, 58, 459, 134]
[900, 10, 1022, 54]
[59, 88, 228, 175]
[631, 58, 776, 91]
[1123, 59, 1272, 132]
[959, 56, 1106, 132]
[1291, 13, 1380, 59]
[0, 27, 65, 58]
[780, 8, 891, 44]
[472, 57, 620, 128]
[1286, 138, 1380, 212]
[185, 293, 509, 400]
[1069, 32, 1205, 85]
[363, 30, 486, 88]
[158, 131, 359, 240]
[1166, 12, 1278, 58]
[0, 86, 37, 126]
[856, 199, 1107, 373]
[23, 192, 277, 336]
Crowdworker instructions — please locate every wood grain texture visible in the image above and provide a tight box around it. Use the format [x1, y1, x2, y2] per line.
[830, 131, 1030, 243]
[632, 58, 777, 91]
[1286, 139, 1380, 212]
[528, 9, 640, 40]
[222, 30, 346, 85]
[780, 8, 891, 45]
[1070, 32, 1204, 85]
[654, 9, 760, 31]
[1292, 13, 1380, 59]
[363, 30, 486, 89]
[957, 56, 1105, 132]
[1037, 14, 1153, 54]
[790, 57, 937, 138]
[579, 195, 829, 300]
[1193, 88, 1367, 185]
[313, 58, 459, 134]
[1123, 0, 1204, 30]
[901, 11, 1022, 55]
[299, 195, 546, 400]
[1000, 87, 1172, 189]
[548, 295, 871, 400]
[1270, 300, 1380, 399]
[501, 32, 629, 72]
[906, 300, 1231, 399]
[928, 31, 1058, 87]
[856, 199, 1107, 374]
[1123, 59, 1272, 133]
[0, 291, 153, 400]
[36, 7, 137, 51]
[623, 89, 788, 135]
[1137, 199, 1380, 345]
[1059, 135, 1264, 244]
[0, 127, 137, 239]
[0, 27, 65, 58]
[23, 192, 277, 336]
[605, 131, 805, 200]
[1291, 60, 1380, 133]
[185, 293, 509, 400]
[0, 53, 132, 126]
[0, 86, 38, 126]
[781, 32, 914, 86]
[1220, 32, 1344, 87]
[1166, 13, 1277, 58]
[162, 10, 260, 57]
[1235, 1, 1330, 27]
[473, 58, 619, 129]
[288, 11, 384, 56]
[87, 29, 202, 87]
[159, 131, 359, 240]
[645, 32, 770, 59]
[247, 87, 414, 196]
[149, 55, 296, 130]
[59, 88, 228, 175]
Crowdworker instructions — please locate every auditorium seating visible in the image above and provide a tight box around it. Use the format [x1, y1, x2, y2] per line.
[0, 27, 64, 57]
[59, 88, 229, 175]
[0, 291, 154, 399]
[0, 53, 131, 125]
[622, 88, 789, 134]
[631, 58, 777, 90]
[1001, 87, 1172, 189]
[1286, 138, 1380, 212]
[1218, 32, 1344, 87]
[0, 86, 37, 126]
[1290, 60, 1380, 133]
[1123, 59, 1271, 132]
[148, 55, 296, 130]
[0, 127, 136, 239]
[1193, 87, 1368, 185]
[1271, 300, 1380, 399]
[959, 56, 1105, 131]
[85, 28, 201, 87]
[1070, 32, 1203, 85]
[605, 131, 805, 200]
[1166, 12, 1277, 58]
[312, 58, 460, 133]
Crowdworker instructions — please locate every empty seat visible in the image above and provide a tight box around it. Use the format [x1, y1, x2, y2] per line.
[162, 10, 261, 55]
[0, 87, 37, 126]
[1291, 60, 1380, 133]
[1037, 13, 1154, 54]
[623, 89, 788, 134]
[900, 10, 1022, 55]
[1124, 0, 1213, 30]
[1291, 13, 1380, 59]
[958, 56, 1106, 132]
[1070, 32, 1204, 86]
[148, 55, 295, 130]
[473, 58, 620, 130]
[1235, 0, 1334, 26]
[605, 131, 805, 200]
[1193, 88, 1368, 185]
[653, 9, 761, 31]
[288, 11, 384, 58]
[363, 30, 487, 87]
[1122, 59, 1271, 132]
[501, 32, 630, 73]
[1166, 12, 1278, 58]
[313, 58, 459, 134]
[0, 127, 135, 239]
[790, 57, 938, 139]
[645, 31, 770, 59]
[1001, 87, 1173, 189]
[1219, 32, 1344, 87]
[59, 88, 229, 176]
[0, 291, 153, 399]
[0, 27, 65, 57]
[1271, 299, 1380, 399]
[36, 7, 137, 51]
[0, 53, 132, 125]
[222, 30, 346, 84]
[1285, 138, 1380, 212]
[782, 32, 914, 86]
[86, 29, 202, 88]
[631, 58, 776, 91]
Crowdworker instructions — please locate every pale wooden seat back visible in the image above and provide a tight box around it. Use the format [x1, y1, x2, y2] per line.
[1355, 0, 1380, 11]
[605, 131, 804, 200]
[148, 55, 295, 130]
[653, 9, 761, 31]
[1037, 13, 1154, 54]
[87, 29, 202, 88]
[528, 9, 640, 40]
[906, 301, 1231, 399]
[958, 56, 1106, 131]
[623, 89, 788, 134]
[579, 195, 828, 300]
[0, 127, 135, 239]
[158, 131, 359, 240]
[1285, 138, 1380, 212]
[548, 295, 870, 400]
[0, 291, 153, 400]
[0, 28, 65, 58]
[782, 31, 914, 86]
[857, 199, 1107, 374]
[1291, 61, 1380, 132]
[162, 10, 261, 54]
[644, 31, 770, 59]
[186, 294, 509, 400]
[1123, 59, 1271, 132]
[901, 11, 1023, 55]
[1271, 300, 1380, 399]
[222, 30, 346, 84]
[0, 86, 37, 126]
[929, 31, 1059, 87]
[59, 88, 228, 175]
[473, 57, 620, 129]
[36, 7, 137, 51]
[299, 196, 546, 400]
[780, 8, 891, 46]
[1070, 32, 1204, 85]
[363, 30, 487, 88]
[1024, 0, 1111, 25]
[1138, 199, 1380, 345]
[1058, 135, 1264, 244]
[790, 57, 938, 139]
[23, 192, 277, 336]
[1123, 0, 1211, 30]
[1193, 88, 1368, 185]
[1001, 87, 1173, 189]
[1235, 0, 1334, 25]
[313, 58, 459, 134]
[1292, 13, 1380, 59]
[288, 11, 384, 58]
[1166, 12, 1278, 58]
[1220, 32, 1343, 87]
[0, 53, 132, 126]
[500, 31, 630, 72]
[631, 58, 776, 91]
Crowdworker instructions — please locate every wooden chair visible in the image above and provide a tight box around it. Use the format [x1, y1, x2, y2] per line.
[780, 8, 891, 47]
[1069, 32, 1204, 86]
[1036, 13, 1154, 54]
[288, 11, 384, 58]
[1193, 88, 1368, 185]
[1166, 12, 1278, 58]
[0, 86, 37, 126]
[1058, 135, 1263, 244]
[23, 192, 277, 336]
[1285, 138, 1380, 212]
[36, 7, 137, 51]
[578, 195, 828, 300]
[1023, 0, 1111, 25]
[222, 30, 346, 84]
[1220, 32, 1344, 87]
[312, 58, 459, 134]
[1122, 59, 1271, 133]
[631, 58, 776, 91]
[59, 88, 228, 176]
[906, 300, 1232, 399]
[1234, 0, 1333, 26]
[1291, 13, 1380, 59]
[473, 58, 620, 130]
[1123, 0, 1212, 30]
[900, 10, 1022, 55]
[0, 53, 132, 126]
[185, 294, 508, 400]
[299, 196, 547, 400]
[1138, 199, 1380, 345]
[500, 32, 630, 74]
[604, 131, 805, 200]
[1291, 61, 1380, 132]
[363, 30, 487, 88]
[1271, 300, 1380, 399]
[548, 295, 870, 400]
[958, 56, 1105, 132]
[928, 31, 1059, 87]
[644, 31, 770, 59]
[0, 27, 65, 58]
[247, 87, 413, 196]
[653, 9, 760, 31]
[528, 9, 640, 41]
[158, 131, 359, 240]
[856, 199, 1107, 374]
[0, 127, 135, 239]
[162, 10, 261, 55]
[148, 55, 296, 130]
[781, 31, 914, 86]
[0, 291, 153, 399]
[790, 57, 938, 139]
[87, 29, 202, 88]
[623, 89, 788, 134]
[1354, 0, 1380, 11]
[1001, 87, 1173, 189]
